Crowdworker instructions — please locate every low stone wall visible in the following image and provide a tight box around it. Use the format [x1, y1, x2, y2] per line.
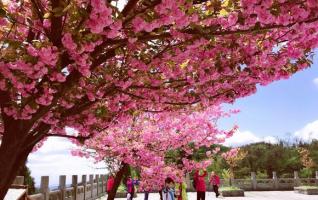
[28, 174, 107, 200]
[221, 189, 245, 197]
[14, 170, 318, 200]
[294, 186, 318, 195]
[186, 171, 318, 192]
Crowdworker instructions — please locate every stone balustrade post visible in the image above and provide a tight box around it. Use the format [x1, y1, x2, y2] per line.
[251, 172, 257, 190]
[101, 174, 105, 194]
[273, 171, 278, 190]
[13, 176, 24, 185]
[229, 177, 234, 187]
[95, 174, 100, 197]
[294, 171, 300, 187]
[89, 174, 94, 198]
[105, 175, 108, 193]
[185, 173, 191, 191]
[72, 175, 78, 200]
[59, 175, 66, 200]
[40, 176, 50, 200]
[82, 175, 87, 200]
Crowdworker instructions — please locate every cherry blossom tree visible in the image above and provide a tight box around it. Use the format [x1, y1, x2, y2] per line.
[297, 147, 315, 178]
[1, 0, 318, 197]
[222, 148, 247, 181]
[74, 106, 236, 199]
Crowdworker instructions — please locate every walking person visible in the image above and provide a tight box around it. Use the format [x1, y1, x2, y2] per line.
[175, 180, 187, 200]
[194, 169, 207, 200]
[209, 171, 220, 198]
[143, 184, 150, 200]
[144, 190, 149, 200]
[162, 177, 175, 200]
[106, 175, 115, 194]
[175, 162, 188, 200]
[126, 176, 136, 200]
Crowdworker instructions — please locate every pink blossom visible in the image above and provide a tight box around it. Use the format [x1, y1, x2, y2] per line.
[62, 33, 77, 51]
[43, 19, 51, 29]
[307, 0, 318, 7]
[228, 13, 238, 26]
[50, 72, 66, 82]
[27, 45, 39, 57]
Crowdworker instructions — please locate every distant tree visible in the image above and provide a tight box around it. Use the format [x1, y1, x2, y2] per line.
[221, 148, 247, 180]
[298, 140, 318, 172]
[298, 147, 315, 178]
[237, 142, 302, 178]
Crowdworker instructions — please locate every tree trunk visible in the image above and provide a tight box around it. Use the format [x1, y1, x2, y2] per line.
[107, 162, 130, 200]
[230, 167, 234, 186]
[0, 130, 34, 199]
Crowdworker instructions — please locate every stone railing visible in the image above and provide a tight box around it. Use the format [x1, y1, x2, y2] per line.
[28, 174, 107, 200]
[186, 171, 318, 191]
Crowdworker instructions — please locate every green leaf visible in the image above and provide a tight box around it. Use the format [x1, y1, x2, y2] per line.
[63, 4, 72, 13]
[0, 7, 7, 18]
[43, 12, 51, 19]
[95, 106, 109, 118]
[52, 7, 64, 13]
[52, 7, 64, 17]
[8, 40, 22, 48]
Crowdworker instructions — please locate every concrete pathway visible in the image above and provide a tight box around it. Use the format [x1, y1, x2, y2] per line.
[100, 191, 318, 200]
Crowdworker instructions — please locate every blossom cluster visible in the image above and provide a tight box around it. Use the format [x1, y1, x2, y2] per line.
[72, 106, 237, 188]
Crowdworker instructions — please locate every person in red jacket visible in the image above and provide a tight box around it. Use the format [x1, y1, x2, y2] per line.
[106, 175, 115, 194]
[209, 171, 220, 198]
[194, 169, 207, 200]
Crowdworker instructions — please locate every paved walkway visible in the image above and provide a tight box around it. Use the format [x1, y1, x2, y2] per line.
[100, 191, 317, 200]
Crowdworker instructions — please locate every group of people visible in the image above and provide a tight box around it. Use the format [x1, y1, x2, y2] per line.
[106, 175, 139, 200]
[160, 169, 220, 200]
[106, 169, 221, 200]
[194, 170, 220, 200]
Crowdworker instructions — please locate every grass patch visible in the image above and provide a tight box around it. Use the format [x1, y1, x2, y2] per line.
[117, 184, 126, 192]
[220, 186, 242, 191]
[295, 186, 318, 189]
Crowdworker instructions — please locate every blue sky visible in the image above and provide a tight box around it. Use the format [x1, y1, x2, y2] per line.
[220, 51, 318, 145]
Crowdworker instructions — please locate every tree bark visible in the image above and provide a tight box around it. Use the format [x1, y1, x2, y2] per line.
[107, 162, 130, 200]
[0, 129, 35, 199]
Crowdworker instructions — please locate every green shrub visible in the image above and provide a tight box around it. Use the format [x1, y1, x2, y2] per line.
[220, 186, 241, 191]
[256, 171, 268, 179]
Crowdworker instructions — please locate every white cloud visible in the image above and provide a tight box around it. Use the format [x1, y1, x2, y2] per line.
[27, 137, 106, 187]
[293, 120, 318, 142]
[223, 130, 278, 147]
[224, 119, 318, 147]
[263, 136, 279, 144]
[313, 77, 318, 87]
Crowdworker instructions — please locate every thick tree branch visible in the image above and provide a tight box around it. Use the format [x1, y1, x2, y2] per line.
[45, 134, 91, 140]
[60, 85, 116, 118]
[121, 0, 139, 17]
[50, 0, 64, 47]
[123, 0, 161, 25]
[92, 16, 318, 64]
[30, 0, 44, 22]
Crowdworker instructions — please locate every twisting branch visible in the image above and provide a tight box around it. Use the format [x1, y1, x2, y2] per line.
[30, 0, 44, 22]
[49, 0, 64, 47]
[45, 134, 91, 140]
[121, 0, 139, 17]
